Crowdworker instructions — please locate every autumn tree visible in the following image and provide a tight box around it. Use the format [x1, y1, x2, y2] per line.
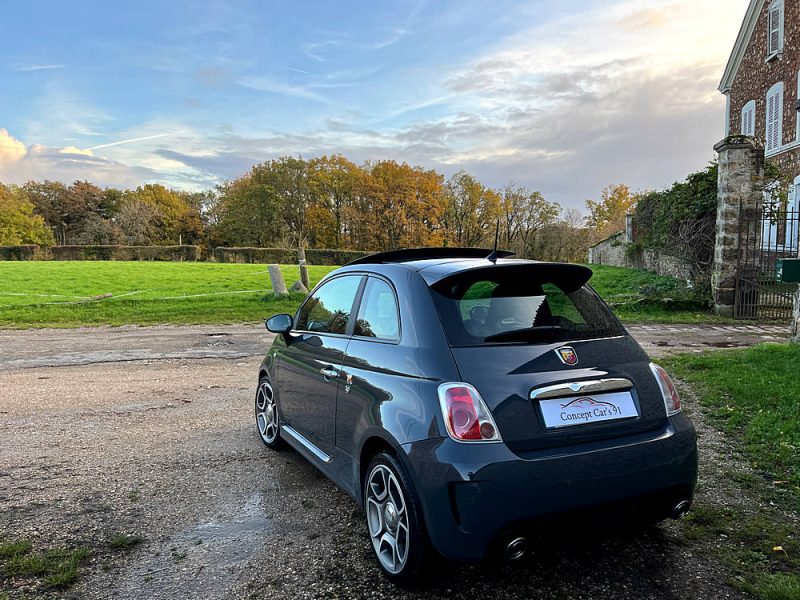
[499, 184, 561, 257]
[585, 184, 636, 240]
[308, 155, 359, 248]
[444, 171, 500, 247]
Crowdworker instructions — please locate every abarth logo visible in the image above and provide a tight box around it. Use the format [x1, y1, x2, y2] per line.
[556, 346, 578, 366]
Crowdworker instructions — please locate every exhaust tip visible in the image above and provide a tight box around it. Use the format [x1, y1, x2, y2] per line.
[505, 537, 528, 560]
[671, 500, 691, 520]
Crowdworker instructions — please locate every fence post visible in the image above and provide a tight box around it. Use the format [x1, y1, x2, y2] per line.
[298, 244, 310, 289]
[268, 264, 288, 296]
[793, 215, 800, 341]
[711, 136, 764, 317]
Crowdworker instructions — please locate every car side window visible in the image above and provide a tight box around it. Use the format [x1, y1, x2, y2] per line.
[354, 278, 400, 341]
[296, 276, 362, 335]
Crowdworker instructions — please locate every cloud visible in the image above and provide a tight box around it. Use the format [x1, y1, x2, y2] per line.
[0, 129, 180, 189]
[14, 64, 66, 72]
[0, 129, 27, 163]
[238, 76, 328, 102]
[59, 146, 94, 156]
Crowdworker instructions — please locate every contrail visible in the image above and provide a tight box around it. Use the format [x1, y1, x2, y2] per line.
[88, 133, 170, 150]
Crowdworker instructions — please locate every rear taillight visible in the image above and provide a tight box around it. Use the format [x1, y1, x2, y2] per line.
[438, 383, 501, 442]
[649, 363, 681, 416]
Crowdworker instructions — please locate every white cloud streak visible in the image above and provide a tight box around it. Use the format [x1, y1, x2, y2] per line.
[87, 133, 172, 151]
[14, 64, 66, 72]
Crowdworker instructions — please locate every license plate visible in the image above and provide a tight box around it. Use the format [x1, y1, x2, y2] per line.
[538, 391, 638, 429]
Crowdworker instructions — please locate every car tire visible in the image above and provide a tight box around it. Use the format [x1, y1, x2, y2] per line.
[364, 451, 430, 585]
[255, 376, 284, 449]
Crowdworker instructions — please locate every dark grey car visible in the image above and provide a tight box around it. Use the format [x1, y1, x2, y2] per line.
[256, 248, 698, 583]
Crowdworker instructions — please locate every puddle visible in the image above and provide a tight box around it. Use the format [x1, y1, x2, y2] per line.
[703, 341, 747, 348]
[107, 493, 271, 598]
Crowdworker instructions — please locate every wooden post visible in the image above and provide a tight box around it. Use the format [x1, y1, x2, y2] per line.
[298, 244, 310, 289]
[268, 264, 288, 296]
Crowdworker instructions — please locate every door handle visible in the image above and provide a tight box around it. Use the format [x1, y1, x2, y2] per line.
[320, 366, 338, 380]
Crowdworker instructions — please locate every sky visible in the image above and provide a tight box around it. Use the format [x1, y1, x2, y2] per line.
[0, 0, 750, 210]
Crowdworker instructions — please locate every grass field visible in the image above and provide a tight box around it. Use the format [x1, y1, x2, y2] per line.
[664, 344, 800, 493]
[0, 261, 717, 328]
[0, 262, 334, 328]
[664, 345, 800, 599]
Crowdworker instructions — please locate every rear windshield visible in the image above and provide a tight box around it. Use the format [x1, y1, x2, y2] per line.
[430, 268, 625, 346]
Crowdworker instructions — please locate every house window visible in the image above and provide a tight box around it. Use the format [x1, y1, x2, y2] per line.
[766, 82, 784, 152]
[741, 100, 756, 136]
[796, 71, 800, 141]
[768, 0, 784, 58]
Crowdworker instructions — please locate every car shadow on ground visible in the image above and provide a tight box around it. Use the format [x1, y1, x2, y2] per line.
[244, 445, 741, 600]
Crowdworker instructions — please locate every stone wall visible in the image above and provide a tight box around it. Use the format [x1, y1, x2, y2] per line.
[587, 233, 627, 266]
[587, 234, 697, 282]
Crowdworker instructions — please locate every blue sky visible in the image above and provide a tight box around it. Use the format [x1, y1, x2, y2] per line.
[1, 0, 748, 210]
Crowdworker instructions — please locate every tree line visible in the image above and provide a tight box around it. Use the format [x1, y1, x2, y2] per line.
[0, 154, 638, 262]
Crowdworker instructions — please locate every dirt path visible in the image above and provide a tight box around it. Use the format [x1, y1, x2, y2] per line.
[0, 322, 789, 370]
[0, 323, 790, 598]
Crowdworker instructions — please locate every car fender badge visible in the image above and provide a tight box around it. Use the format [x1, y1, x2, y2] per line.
[556, 346, 578, 366]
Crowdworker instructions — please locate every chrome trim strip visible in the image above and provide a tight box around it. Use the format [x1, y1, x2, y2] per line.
[530, 378, 634, 401]
[281, 425, 332, 463]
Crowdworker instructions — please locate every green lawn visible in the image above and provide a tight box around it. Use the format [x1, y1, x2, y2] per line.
[0, 262, 335, 328]
[0, 261, 719, 328]
[664, 344, 800, 494]
[664, 345, 800, 599]
[587, 264, 725, 323]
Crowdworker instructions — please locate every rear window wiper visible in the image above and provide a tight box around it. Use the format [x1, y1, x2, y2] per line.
[483, 325, 564, 343]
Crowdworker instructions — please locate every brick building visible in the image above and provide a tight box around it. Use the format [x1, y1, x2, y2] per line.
[721, 0, 800, 191]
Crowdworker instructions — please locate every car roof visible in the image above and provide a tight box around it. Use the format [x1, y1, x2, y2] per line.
[336, 253, 592, 287]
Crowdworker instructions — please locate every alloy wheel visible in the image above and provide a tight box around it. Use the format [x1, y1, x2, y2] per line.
[255, 380, 278, 444]
[366, 464, 410, 574]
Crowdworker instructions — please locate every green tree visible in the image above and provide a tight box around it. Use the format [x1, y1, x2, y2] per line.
[0, 184, 56, 246]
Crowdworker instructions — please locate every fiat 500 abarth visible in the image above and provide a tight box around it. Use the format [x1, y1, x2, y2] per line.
[255, 248, 697, 583]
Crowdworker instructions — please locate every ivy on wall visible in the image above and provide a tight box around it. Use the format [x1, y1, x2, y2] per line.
[629, 163, 718, 292]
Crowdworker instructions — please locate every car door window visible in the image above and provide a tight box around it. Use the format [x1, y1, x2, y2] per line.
[296, 276, 362, 335]
[354, 278, 400, 341]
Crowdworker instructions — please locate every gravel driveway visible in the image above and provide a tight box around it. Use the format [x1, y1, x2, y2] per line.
[0, 323, 789, 599]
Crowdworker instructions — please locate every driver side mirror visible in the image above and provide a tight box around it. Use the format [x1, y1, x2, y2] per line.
[265, 313, 293, 335]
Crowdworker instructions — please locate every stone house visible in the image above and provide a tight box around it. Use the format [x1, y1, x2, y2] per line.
[720, 0, 800, 211]
[718, 0, 800, 335]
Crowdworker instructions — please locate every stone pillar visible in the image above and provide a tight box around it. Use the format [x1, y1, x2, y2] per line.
[711, 136, 765, 317]
[792, 288, 800, 343]
[625, 213, 634, 244]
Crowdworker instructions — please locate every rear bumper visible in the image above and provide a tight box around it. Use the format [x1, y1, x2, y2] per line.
[401, 414, 697, 561]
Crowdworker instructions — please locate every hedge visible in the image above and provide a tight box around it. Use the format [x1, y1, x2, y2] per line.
[213, 247, 370, 265]
[0, 245, 40, 260]
[0, 245, 201, 261]
[46, 245, 201, 261]
[0, 245, 369, 264]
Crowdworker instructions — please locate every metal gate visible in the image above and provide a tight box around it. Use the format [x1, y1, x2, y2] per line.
[734, 203, 800, 320]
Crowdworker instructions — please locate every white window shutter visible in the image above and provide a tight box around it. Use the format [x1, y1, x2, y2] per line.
[741, 101, 756, 136]
[769, 2, 783, 55]
[767, 94, 776, 149]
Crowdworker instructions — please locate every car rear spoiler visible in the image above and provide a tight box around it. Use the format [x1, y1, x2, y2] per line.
[424, 262, 593, 292]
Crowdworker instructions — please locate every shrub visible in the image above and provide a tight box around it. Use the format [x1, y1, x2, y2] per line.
[0, 245, 40, 260]
[213, 247, 369, 265]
